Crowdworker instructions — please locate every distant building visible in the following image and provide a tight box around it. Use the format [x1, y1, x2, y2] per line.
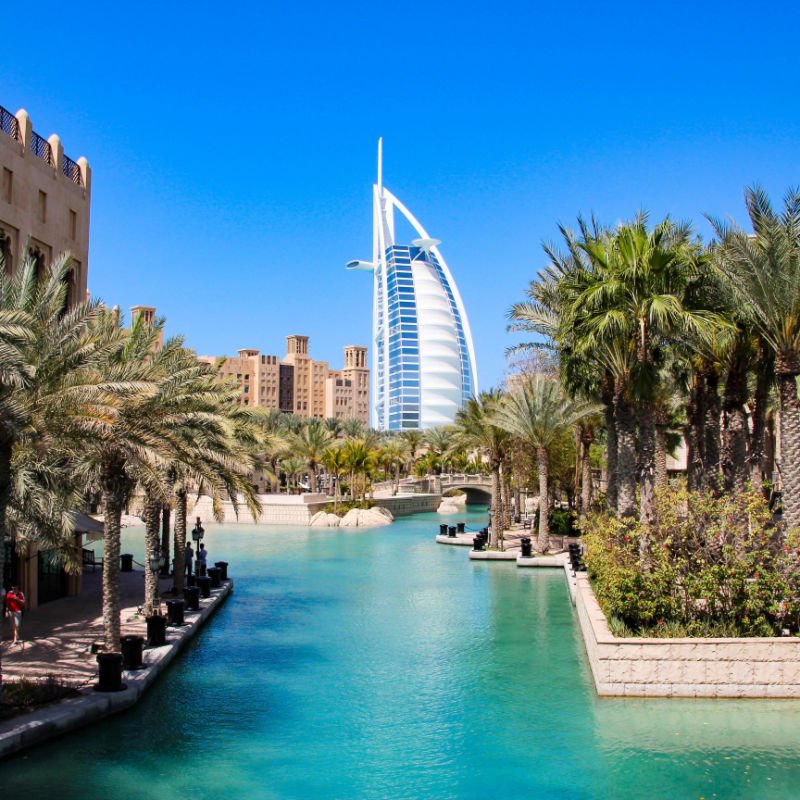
[347, 139, 478, 430]
[200, 336, 369, 425]
[0, 104, 91, 305]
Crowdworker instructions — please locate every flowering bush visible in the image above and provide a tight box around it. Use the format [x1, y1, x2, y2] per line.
[583, 487, 800, 637]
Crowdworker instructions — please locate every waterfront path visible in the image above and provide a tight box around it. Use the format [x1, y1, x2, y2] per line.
[0, 569, 233, 759]
[2, 569, 172, 685]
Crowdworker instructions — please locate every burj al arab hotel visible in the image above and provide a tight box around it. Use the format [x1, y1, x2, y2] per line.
[347, 140, 478, 431]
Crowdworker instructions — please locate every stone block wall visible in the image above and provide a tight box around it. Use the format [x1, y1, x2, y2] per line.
[575, 575, 800, 698]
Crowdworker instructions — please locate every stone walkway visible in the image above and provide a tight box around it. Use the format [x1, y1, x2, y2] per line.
[1, 568, 174, 686]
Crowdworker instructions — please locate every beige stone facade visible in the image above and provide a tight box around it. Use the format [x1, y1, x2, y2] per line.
[0, 105, 91, 303]
[200, 336, 369, 425]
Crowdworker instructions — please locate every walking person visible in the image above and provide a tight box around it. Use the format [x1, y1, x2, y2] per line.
[184, 540, 194, 577]
[197, 542, 208, 577]
[6, 585, 25, 644]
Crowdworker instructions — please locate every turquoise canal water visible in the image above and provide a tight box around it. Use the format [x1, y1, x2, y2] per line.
[3, 508, 800, 799]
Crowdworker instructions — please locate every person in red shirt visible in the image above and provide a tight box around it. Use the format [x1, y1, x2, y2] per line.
[6, 585, 25, 644]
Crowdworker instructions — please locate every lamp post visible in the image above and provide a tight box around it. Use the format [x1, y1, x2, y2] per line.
[191, 526, 203, 576]
[149, 545, 166, 615]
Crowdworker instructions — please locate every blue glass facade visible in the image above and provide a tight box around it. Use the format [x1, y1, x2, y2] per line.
[385, 245, 421, 430]
[376, 244, 474, 431]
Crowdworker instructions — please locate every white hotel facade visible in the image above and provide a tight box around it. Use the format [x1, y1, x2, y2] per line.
[348, 141, 478, 431]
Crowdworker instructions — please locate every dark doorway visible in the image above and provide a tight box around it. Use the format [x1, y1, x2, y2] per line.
[37, 549, 68, 605]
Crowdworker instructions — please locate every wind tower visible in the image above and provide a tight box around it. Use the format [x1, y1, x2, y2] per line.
[347, 140, 478, 430]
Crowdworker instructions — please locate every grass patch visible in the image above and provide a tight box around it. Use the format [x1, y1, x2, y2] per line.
[0, 677, 80, 721]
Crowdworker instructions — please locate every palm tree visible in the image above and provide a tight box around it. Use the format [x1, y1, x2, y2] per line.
[710, 186, 800, 528]
[81, 313, 261, 650]
[342, 438, 375, 502]
[321, 443, 347, 509]
[495, 375, 598, 552]
[280, 457, 306, 493]
[572, 216, 726, 523]
[0, 253, 114, 589]
[290, 419, 333, 493]
[452, 391, 509, 547]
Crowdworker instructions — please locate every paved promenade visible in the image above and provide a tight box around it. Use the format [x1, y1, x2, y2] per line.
[1, 569, 172, 685]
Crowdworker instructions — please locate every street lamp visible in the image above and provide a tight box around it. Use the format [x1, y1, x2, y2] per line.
[149, 545, 166, 615]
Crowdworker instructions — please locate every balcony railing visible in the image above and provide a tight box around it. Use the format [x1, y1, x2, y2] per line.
[30, 130, 53, 164]
[0, 105, 19, 141]
[62, 153, 82, 185]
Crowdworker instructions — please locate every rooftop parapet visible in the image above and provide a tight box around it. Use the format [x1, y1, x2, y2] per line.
[0, 103, 90, 191]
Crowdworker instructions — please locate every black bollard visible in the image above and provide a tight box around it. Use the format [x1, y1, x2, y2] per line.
[457, 522, 465, 534]
[207, 566, 222, 588]
[521, 537, 532, 558]
[166, 599, 185, 626]
[120, 635, 144, 670]
[214, 561, 229, 581]
[186, 572, 196, 588]
[146, 614, 167, 647]
[120, 553, 133, 572]
[95, 652, 124, 692]
[473, 536, 485, 552]
[197, 575, 212, 599]
[448, 526, 457, 538]
[439, 523, 448, 536]
[184, 585, 200, 611]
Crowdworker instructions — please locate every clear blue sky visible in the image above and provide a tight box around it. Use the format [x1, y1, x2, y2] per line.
[3, 1, 799, 389]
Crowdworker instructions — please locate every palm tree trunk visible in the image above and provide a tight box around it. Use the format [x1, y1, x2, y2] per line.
[777, 370, 800, 530]
[580, 425, 594, 523]
[750, 345, 772, 489]
[602, 374, 617, 512]
[309, 466, 317, 493]
[101, 487, 125, 652]
[686, 371, 705, 492]
[655, 419, 668, 492]
[639, 403, 657, 526]
[501, 467, 512, 549]
[703, 364, 721, 492]
[143, 495, 161, 617]
[0, 438, 11, 610]
[536, 446, 550, 553]
[173, 486, 187, 594]
[160, 505, 171, 577]
[615, 382, 637, 518]
[722, 356, 750, 494]
[489, 464, 501, 548]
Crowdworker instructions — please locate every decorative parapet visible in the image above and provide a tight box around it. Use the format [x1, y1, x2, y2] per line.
[0, 104, 89, 190]
[575, 575, 800, 698]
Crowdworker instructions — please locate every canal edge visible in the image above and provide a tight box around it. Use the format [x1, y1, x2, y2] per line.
[0, 580, 234, 761]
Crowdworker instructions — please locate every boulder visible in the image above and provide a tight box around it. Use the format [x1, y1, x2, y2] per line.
[371, 506, 394, 521]
[310, 511, 341, 527]
[437, 501, 460, 515]
[339, 507, 393, 528]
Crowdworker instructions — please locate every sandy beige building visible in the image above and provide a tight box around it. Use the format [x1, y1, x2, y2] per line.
[0, 104, 91, 304]
[201, 336, 369, 425]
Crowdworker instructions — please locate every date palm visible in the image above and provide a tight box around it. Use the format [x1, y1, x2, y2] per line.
[709, 186, 800, 529]
[495, 375, 599, 552]
[453, 391, 510, 547]
[290, 418, 334, 493]
[81, 312, 261, 650]
[0, 253, 115, 590]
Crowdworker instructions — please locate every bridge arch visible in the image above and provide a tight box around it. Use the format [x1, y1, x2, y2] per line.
[448, 485, 491, 505]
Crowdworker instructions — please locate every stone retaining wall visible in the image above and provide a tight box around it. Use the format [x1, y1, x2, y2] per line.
[575, 575, 800, 697]
[371, 494, 441, 517]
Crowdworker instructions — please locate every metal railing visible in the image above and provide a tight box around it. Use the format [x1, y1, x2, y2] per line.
[30, 130, 53, 164]
[62, 153, 82, 185]
[0, 105, 18, 141]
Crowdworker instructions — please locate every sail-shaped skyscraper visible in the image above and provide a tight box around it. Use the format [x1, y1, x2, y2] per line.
[347, 140, 478, 431]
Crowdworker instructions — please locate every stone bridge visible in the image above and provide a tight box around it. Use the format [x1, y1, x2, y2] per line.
[401, 473, 492, 504]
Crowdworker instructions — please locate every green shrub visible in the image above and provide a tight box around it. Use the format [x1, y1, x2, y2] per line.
[549, 508, 577, 538]
[583, 487, 800, 637]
